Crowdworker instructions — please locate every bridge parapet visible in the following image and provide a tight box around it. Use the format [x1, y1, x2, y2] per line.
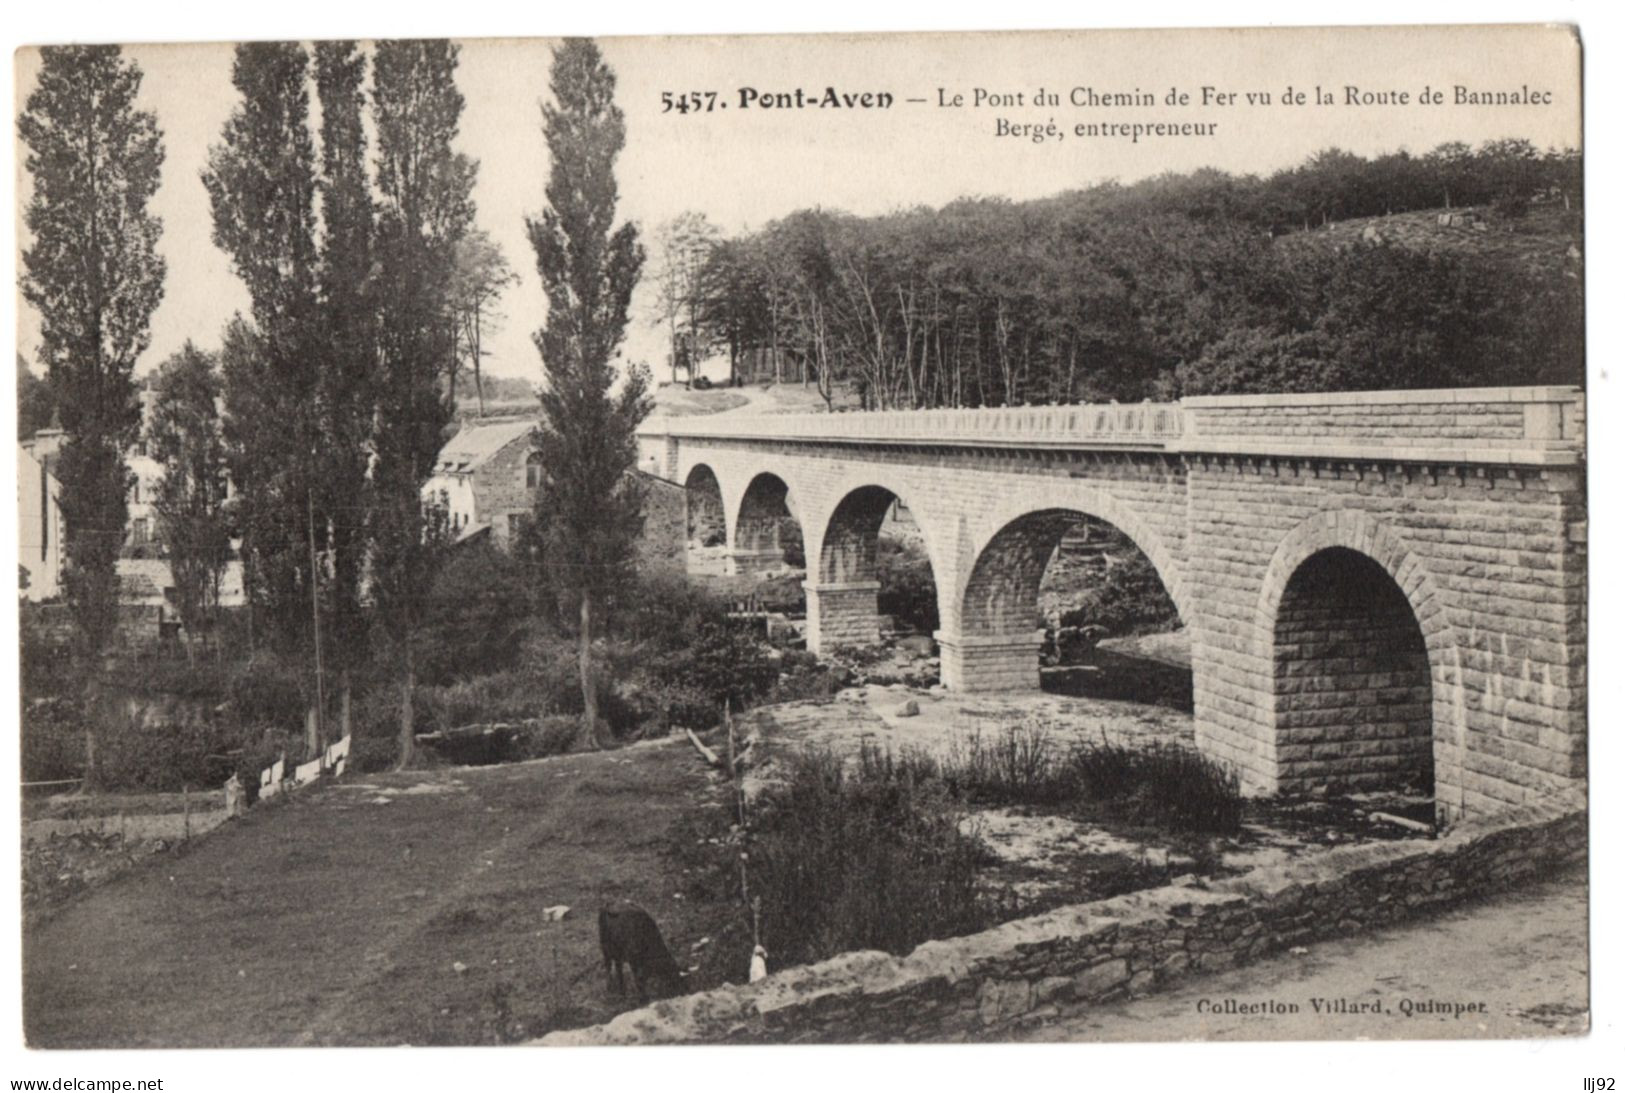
[1179, 385, 1584, 466]
[641, 401, 1185, 448]
[640, 385, 1582, 468]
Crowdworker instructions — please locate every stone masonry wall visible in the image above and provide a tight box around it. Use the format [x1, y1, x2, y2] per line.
[1273, 548, 1435, 792]
[1183, 387, 1580, 456]
[539, 796, 1584, 1045]
[635, 472, 687, 576]
[471, 434, 538, 549]
[1186, 457, 1586, 813]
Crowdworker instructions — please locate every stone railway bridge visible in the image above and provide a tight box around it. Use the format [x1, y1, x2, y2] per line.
[637, 386, 1586, 819]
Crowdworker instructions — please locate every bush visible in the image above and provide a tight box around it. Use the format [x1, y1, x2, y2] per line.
[934, 725, 1243, 835]
[419, 670, 544, 732]
[89, 716, 293, 794]
[513, 715, 580, 760]
[414, 542, 536, 686]
[747, 744, 994, 967]
[1079, 742, 1243, 835]
[611, 572, 780, 722]
[21, 696, 87, 784]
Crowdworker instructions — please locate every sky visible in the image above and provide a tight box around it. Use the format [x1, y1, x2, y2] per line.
[14, 25, 1582, 382]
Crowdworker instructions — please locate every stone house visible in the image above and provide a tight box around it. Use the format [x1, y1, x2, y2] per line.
[423, 419, 543, 550]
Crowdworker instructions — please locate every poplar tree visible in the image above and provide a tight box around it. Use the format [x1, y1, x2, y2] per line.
[204, 42, 326, 748]
[370, 39, 477, 766]
[148, 343, 231, 663]
[314, 40, 377, 738]
[526, 38, 649, 748]
[19, 45, 166, 779]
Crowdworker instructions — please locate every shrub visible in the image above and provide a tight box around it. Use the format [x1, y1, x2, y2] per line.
[414, 541, 536, 685]
[419, 670, 544, 732]
[1085, 742, 1243, 835]
[21, 696, 87, 784]
[513, 715, 580, 760]
[746, 744, 994, 967]
[940, 725, 1071, 806]
[89, 716, 291, 794]
[934, 725, 1243, 836]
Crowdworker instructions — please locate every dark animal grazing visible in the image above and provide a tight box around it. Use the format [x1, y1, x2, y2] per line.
[598, 902, 683, 1002]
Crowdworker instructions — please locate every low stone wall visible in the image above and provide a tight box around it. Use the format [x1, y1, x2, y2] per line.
[539, 794, 1584, 1045]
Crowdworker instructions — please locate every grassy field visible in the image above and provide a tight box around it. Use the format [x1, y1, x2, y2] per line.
[23, 739, 742, 1047]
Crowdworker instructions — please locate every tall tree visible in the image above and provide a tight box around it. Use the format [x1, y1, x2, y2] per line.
[204, 41, 327, 752]
[526, 38, 649, 748]
[651, 211, 719, 385]
[314, 40, 378, 740]
[370, 39, 478, 767]
[148, 343, 231, 663]
[19, 45, 166, 779]
[450, 228, 517, 417]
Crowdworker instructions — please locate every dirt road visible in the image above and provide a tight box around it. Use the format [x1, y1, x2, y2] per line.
[23, 739, 738, 1047]
[1016, 865, 1589, 1042]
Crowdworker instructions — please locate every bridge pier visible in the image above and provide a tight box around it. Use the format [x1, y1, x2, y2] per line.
[935, 630, 1045, 692]
[804, 580, 882, 654]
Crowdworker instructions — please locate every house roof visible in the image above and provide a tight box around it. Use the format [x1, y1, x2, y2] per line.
[434, 420, 538, 474]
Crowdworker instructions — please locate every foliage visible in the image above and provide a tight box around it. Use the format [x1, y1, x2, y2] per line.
[205, 43, 324, 666]
[526, 38, 649, 747]
[1056, 547, 1181, 638]
[148, 343, 232, 657]
[19, 45, 166, 667]
[747, 744, 993, 967]
[928, 727, 1243, 836]
[17, 356, 57, 441]
[876, 537, 939, 632]
[651, 211, 721, 384]
[691, 140, 1583, 407]
[414, 541, 537, 686]
[609, 572, 779, 725]
[312, 39, 379, 692]
[369, 38, 478, 766]
[450, 228, 518, 416]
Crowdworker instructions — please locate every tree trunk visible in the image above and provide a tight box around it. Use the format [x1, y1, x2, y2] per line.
[305, 701, 320, 759]
[395, 644, 415, 770]
[579, 592, 601, 749]
[339, 668, 352, 740]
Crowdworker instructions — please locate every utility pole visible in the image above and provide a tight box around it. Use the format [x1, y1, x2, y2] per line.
[307, 484, 325, 757]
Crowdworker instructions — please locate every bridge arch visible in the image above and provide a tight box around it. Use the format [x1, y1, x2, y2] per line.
[802, 476, 945, 653]
[942, 485, 1188, 691]
[1254, 509, 1463, 806]
[682, 463, 727, 549]
[732, 470, 803, 576]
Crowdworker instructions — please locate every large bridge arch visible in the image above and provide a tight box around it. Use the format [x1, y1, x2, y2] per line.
[731, 470, 803, 576]
[939, 482, 1188, 692]
[682, 463, 727, 550]
[802, 472, 947, 654]
[1250, 508, 1466, 812]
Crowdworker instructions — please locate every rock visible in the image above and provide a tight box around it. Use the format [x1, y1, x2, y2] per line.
[896, 699, 920, 717]
[453, 961, 468, 974]
[1170, 873, 1201, 888]
[1073, 958, 1130, 998]
[542, 905, 571, 921]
